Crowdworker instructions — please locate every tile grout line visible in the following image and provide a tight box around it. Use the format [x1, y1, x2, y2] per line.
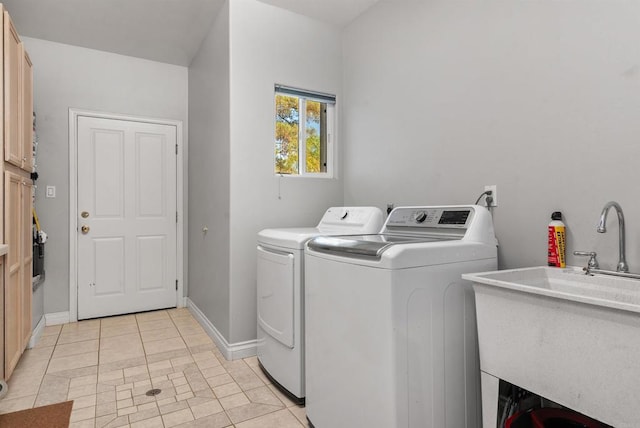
[30, 327, 62, 411]
[111, 315, 144, 427]
[66, 319, 100, 424]
[127, 313, 152, 428]
[168, 310, 198, 427]
[147, 311, 168, 428]
[92, 318, 101, 424]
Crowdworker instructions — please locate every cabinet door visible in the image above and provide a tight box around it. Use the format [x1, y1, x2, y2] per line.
[20, 181, 32, 348]
[0, 256, 4, 381]
[4, 171, 22, 379]
[21, 47, 32, 173]
[4, 11, 21, 168]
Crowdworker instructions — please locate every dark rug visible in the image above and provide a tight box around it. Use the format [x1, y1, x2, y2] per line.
[0, 400, 73, 428]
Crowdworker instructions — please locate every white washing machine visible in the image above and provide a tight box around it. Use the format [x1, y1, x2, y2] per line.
[304, 205, 497, 428]
[256, 206, 384, 403]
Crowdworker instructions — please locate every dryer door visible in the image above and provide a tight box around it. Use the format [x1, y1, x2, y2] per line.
[257, 245, 295, 348]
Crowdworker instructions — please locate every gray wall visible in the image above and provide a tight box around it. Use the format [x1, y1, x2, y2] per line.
[23, 37, 189, 315]
[228, 0, 344, 343]
[32, 284, 44, 327]
[188, 2, 231, 340]
[187, 0, 344, 344]
[342, 1, 640, 271]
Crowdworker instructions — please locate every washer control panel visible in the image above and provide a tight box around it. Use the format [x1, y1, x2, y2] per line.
[386, 207, 472, 229]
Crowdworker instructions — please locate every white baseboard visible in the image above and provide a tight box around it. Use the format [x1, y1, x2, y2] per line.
[28, 316, 46, 349]
[45, 311, 70, 326]
[186, 298, 256, 361]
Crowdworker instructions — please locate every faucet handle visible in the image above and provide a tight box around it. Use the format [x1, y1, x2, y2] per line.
[573, 251, 599, 270]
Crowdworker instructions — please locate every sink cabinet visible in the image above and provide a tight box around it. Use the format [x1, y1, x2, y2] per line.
[466, 267, 640, 428]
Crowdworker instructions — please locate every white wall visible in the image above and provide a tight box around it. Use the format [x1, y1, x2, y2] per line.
[23, 37, 189, 315]
[32, 284, 44, 327]
[343, 1, 640, 271]
[227, 0, 344, 343]
[188, 2, 231, 340]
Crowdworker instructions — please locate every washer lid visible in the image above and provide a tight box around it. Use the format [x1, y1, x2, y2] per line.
[307, 234, 456, 258]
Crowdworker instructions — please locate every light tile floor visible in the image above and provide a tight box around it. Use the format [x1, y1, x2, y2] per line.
[0, 308, 309, 428]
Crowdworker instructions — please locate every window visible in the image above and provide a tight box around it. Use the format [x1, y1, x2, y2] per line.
[274, 85, 335, 177]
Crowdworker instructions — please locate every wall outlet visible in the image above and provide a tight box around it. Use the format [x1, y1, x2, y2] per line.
[484, 185, 497, 207]
[386, 203, 394, 215]
[46, 185, 56, 198]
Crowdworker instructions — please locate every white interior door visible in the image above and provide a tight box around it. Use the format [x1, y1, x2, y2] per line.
[77, 116, 177, 319]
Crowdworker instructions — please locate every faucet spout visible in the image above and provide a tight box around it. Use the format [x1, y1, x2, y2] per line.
[597, 201, 629, 272]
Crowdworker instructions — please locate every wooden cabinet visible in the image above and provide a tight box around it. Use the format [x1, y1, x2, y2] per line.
[0, 6, 33, 380]
[0, 254, 4, 382]
[3, 11, 20, 169]
[21, 47, 32, 173]
[4, 172, 31, 378]
[4, 172, 20, 376]
[20, 180, 32, 349]
[3, 11, 31, 173]
[4, 171, 21, 377]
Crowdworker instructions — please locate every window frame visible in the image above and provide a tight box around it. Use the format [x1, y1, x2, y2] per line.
[274, 85, 336, 178]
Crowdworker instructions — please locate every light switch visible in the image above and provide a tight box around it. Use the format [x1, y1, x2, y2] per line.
[46, 186, 56, 198]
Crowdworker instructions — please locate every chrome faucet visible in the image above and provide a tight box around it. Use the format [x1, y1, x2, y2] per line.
[597, 201, 629, 272]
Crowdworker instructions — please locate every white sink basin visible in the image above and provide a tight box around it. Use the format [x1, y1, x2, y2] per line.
[464, 266, 640, 428]
[464, 266, 640, 312]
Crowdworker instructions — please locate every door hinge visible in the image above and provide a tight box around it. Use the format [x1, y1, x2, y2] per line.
[176, 211, 178, 223]
[176, 280, 178, 290]
[175, 144, 178, 155]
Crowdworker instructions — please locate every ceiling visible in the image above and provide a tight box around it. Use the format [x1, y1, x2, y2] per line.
[1, 0, 379, 67]
[257, 0, 379, 28]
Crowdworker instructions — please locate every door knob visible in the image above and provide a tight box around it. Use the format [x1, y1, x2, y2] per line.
[81, 225, 90, 234]
[81, 211, 90, 218]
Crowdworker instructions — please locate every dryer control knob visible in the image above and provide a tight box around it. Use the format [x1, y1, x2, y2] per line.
[414, 211, 427, 223]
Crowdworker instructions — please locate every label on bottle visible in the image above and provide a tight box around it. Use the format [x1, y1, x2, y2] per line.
[548, 225, 566, 268]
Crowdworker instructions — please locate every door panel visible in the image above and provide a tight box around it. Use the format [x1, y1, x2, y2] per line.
[137, 236, 166, 291]
[21, 48, 33, 172]
[3, 12, 20, 168]
[21, 181, 32, 348]
[77, 116, 177, 319]
[93, 237, 125, 296]
[257, 245, 295, 348]
[4, 171, 22, 378]
[93, 129, 124, 218]
[0, 257, 5, 381]
[136, 133, 167, 217]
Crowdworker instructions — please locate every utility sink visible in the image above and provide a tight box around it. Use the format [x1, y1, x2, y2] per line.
[465, 266, 640, 312]
[463, 266, 640, 428]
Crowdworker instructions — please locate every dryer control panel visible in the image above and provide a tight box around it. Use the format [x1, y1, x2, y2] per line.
[317, 206, 384, 233]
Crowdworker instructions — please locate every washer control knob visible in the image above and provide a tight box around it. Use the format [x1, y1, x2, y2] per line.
[414, 211, 427, 223]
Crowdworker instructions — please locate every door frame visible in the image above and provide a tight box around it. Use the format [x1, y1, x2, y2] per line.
[68, 109, 185, 322]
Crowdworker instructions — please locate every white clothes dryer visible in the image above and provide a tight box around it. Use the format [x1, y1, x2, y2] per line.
[256, 206, 384, 403]
[304, 205, 498, 427]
